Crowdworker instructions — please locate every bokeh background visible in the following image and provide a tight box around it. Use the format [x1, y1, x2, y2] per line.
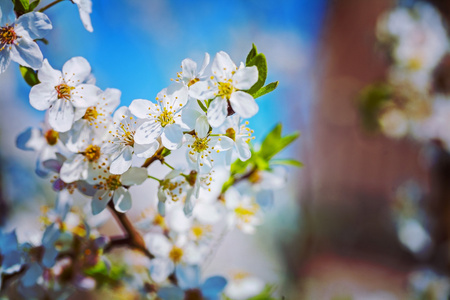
[4, 0, 450, 299]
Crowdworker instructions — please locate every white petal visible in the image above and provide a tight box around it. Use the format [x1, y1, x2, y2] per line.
[212, 51, 236, 80]
[91, 189, 113, 215]
[100, 88, 121, 113]
[10, 38, 43, 70]
[37, 59, 61, 84]
[195, 115, 209, 138]
[15, 12, 52, 40]
[48, 99, 75, 132]
[189, 80, 216, 100]
[0, 0, 15, 26]
[198, 52, 210, 76]
[16, 127, 45, 151]
[134, 141, 159, 158]
[167, 208, 192, 233]
[149, 258, 174, 283]
[162, 123, 183, 150]
[207, 98, 227, 127]
[233, 66, 258, 90]
[113, 187, 132, 213]
[78, 7, 93, 32]
[229, 91, 258, 119]
[0, 47, 11, 73]
[29, 82, 57, 110]
[146, 234, 172, 257]
[134, 121, 163, 145]
[181, 58, 197, 80]
[62, 56, 91, 85]
[71, 84, 100, 108]
[236, 137, 251, 161]
[59, 154, 88, 183]
[121, 167, 148, 185]
[129, 99, 154, 119]
[181, 108, 202, 130]
[210, 136, 233, 151]
[109, 146, 133, 174]
[163, 82, 189, 111]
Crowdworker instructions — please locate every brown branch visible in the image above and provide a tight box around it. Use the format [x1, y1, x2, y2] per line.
[105, 202, 154, 259]
[141, 146, 165, 168]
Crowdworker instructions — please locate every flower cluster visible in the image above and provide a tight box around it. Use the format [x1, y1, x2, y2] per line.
[360, 2, 450, 149]
[1, 0, 300, 298]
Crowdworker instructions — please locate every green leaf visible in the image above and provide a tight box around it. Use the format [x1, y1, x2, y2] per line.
[13, 0, 29, 15]
[161, 148, 171, 157]
[246, 53, 268, 95]
[197, 99, 208, 113]
[28, 0, 40, 11]
[270, 159, 303, 168]
[19, 65, 40, 87]
[246, 284, 278, 300]
[253, 81, 278, 99]
[246, 43, 258, 65]
[259, 124, 299, 161]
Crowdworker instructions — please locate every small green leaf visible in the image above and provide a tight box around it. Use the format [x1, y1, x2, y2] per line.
[28, 0, 40, 11]
[246, 43, 258, 65]
[246, 53, 268, 95]
[259, 124, 299, 160]
[197, 99, 207, 113]
[19, 65, 40, 87]
[253, 81, 278, 99]
[13, 0, 29, 15]
[161, 148, 171, 157]
[270, 159, 303, 168]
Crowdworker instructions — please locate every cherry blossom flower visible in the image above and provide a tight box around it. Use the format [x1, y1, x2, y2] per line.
[89, 167, 148, 215]
[29, 57, 101, 132]
[0, 0, 52, 73]
[129, 83, 188, 150]
[191, 51, 258, 127]
[175, 53, 210, 97]
[102, 107, 159, 174]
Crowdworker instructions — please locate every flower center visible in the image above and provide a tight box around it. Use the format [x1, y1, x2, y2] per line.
[106, 175, 121, 191]
[225, 128, 236, 141]
[169, 246, 183, 263]
[153, 214, 165, 227]
[218, 81, 235, 100]
[83, 145, 101, 162]
[119, 124, 135, 146]
[45, 129, 59, 145]
[191, 136, 209, 153]
[235, 204, 258, 223]
[55, 83, 75, 100]
[82, 107, 99, 122]
[407, 57, 423, 71]
[187, 77, 200, 87]
[157, 108, 175, 127]
[161, 179, 184, 201]
[191, 226, 204, 238]
[0, 25, 17, 47]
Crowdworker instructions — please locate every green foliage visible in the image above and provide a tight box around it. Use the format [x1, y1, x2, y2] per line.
[259, 123, 299, 161]
[197, 99, 208, 113]
[83, 260, 126, 288]
[161, 148, 171, 157]
[253, 81, 279, 99]
[246, 43, 258, 65]
[245, 45, 268, 96]
[29, 0, 40, 11]
[12, 0, 40, 15]
[358, 83, 392, 131]
[247, 284, 279, 300]
[19, 65, 40, 87]
[222, 123, 301, 194]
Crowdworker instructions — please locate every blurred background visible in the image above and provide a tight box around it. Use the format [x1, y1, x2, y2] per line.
[3, 0, 450, 299]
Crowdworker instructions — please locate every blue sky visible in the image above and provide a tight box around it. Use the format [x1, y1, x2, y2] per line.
[16, 0, 327, 141]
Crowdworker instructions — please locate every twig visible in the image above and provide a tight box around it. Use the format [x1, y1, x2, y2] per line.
[38, 0, 65, 12]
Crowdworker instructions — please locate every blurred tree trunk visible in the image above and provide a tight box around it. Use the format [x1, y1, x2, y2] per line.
[301, 0, 427, 266]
